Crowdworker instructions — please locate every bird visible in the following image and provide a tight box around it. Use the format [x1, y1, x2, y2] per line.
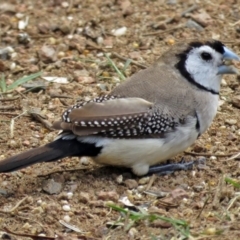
[0, 40, 239, 176]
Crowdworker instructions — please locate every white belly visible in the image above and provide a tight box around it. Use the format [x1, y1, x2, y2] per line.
[80, 117, 198, 176]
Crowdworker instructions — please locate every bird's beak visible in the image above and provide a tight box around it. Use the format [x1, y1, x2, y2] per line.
[218, 46, 240, 75]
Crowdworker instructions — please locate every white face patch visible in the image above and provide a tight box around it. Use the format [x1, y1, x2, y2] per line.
[185, 45, 223, 93]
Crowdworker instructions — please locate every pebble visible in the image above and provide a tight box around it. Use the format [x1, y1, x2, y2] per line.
[38, 45, 57, 63]
[232, 95, 240, 109]
[62, 205, 71, 211]
[42, 177, 64, 195]
[128, 227, 138, 238]
[124, 179, 138, 189]
[193, 184, 204, 192]
[111, 26, 127, 36]
[78, 192, 90, 203]
[225, 119, 237, 125]
[23, 222, 32, 230]
[8, 140, 19, 148]
[67, 192, 73, 199]
[116, 175, 123, 184]
[221, 78, 227, 86]
[186, 19, 204, 31]
[210, 156, 217, 160]
[80, 157, 89, 165]
[138, 177, 150, 185]
[137, 185, 145, 192]
[97, 191, 119, 201]
[191, 10, 213, 27]
[61, 1, 69, 8]
[57, 51, 65, 58]
[0, 46, 14, 59]
[205, 227, 217, 235]
[63, 215, 71, 222]
[10, 62, 16, 70]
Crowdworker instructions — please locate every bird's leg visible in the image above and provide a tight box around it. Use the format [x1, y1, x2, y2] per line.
[148, 157, 206, 175]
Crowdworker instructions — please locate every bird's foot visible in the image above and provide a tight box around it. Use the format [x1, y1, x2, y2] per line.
[148, 157, 206, 175]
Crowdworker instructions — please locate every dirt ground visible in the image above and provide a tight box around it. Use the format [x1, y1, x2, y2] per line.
[1, 0, 240, 239]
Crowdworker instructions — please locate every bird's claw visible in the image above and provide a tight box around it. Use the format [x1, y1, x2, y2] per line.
[148, 157, 206, 175]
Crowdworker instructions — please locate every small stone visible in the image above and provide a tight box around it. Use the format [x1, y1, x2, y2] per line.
[57, 51, 65, 58]
[191, 10, 213, 27]
[89, 200, 104, 207]
[61, 1, 69, 8]
[23, 140, 30, 146]
[138, 177, 149, 185]
[97, 191, 119, 201]
[124, 179, 138, 189]
[38, 23, 50, 34]
[8, 140, 18, 148]
[227, 132, 237, 140]
[67, 192, 73, 199]
[76, 76, 95, 84]
[32, 206, 44, 214]
[210, 156, 217, 160]
[128, 227, 138, 238]
[23, 222, 32, 230]
[62, 205, 71, 211]
[194, 201, 204, 209]
[39, 45, 57, 63]
[63, 215, 71, 222]
[42, 175, 64, 194]
[170, 188, 189, 200]
[78, 192, 90, 203]
[193, 185, 204, 192]
[111, 26, 127, 36]
[116, 175, 123, 184]
[186, 19, 204, 31]
[232, 95, 240, 109]
[221, 78, 227, 86]
[80, 157, 90, 165]
[225, 119, 237, 125]
[204, 227, 217, 235]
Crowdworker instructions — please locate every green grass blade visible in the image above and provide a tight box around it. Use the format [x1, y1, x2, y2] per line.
[0, 74, 7, 92]
[123, 59, 132, 73]
[7, 71, 42, 92]
[225, 177, 240, 189]
[104, 54, 126, 81]
[108, 203, 187, 226]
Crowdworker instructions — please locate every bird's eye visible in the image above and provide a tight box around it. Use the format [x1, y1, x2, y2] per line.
[201, 52, 212, 61]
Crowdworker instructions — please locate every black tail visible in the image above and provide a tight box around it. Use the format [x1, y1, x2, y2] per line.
[0, 138, 102, 173]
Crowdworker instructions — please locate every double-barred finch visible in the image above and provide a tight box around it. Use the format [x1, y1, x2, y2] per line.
[0, 40, 239, 176]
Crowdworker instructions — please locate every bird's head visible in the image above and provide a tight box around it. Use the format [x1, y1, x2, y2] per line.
[163, 40, 240, 94]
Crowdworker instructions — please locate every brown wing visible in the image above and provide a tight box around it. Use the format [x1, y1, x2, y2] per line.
[53, 97, 153, 136]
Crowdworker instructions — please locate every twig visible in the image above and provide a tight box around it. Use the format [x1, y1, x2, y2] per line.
[0, 96, 19, 101]
[0, 112, 21, 116]
[37, 166, 90, 177]
[181, 4, 198, 17]
[145, 174, 157, 191]
[196, 195, 210, 219]
[143, 24, 185, 36]
[144, 4, 198, 37]
[226, 152, 240, 161]
[9, 111, 27, 138]
[59, 220, 84, 233]
[112, 52, 147, 69]
[3, 227, 55, 239]
[227, 194, 240, 211]
[49, 93, 73, 99]
[0, 105, 16, 110]
[29, 112, 53, 131]
[0, 196, 28, 213]
[212, 175, 225, 210]
[184, 151, 238, 158]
